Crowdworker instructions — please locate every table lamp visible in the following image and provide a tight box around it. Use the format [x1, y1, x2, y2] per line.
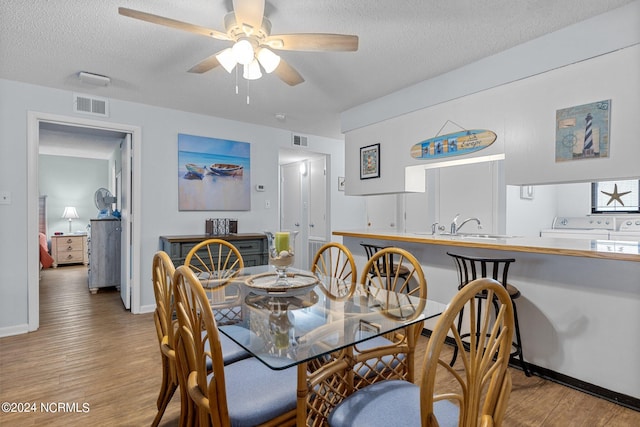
[61, 206, 79, 233]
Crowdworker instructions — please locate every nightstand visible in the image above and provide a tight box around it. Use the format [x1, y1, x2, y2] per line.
[51, 234, 88, 268]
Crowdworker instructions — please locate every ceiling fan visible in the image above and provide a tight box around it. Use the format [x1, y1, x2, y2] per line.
[119, 0, 358, 86]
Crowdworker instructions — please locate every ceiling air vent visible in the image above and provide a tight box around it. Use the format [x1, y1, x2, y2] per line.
[292, 134, 308, 147]
[73, 93, 109, 117]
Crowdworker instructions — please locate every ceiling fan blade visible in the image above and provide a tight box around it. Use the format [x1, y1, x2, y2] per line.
[273, 59, 304, 86]
[118, 7, 231, 41]
[264, 34, 359, 52]
[232, 0, 265, 34]
[188, 53, 222, 74]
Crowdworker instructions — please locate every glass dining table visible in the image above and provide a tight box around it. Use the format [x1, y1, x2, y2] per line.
[202, 265, 446, 370]
[199, 264, 446, 426]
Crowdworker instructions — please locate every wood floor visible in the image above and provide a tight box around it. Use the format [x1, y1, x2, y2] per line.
[0, 265, 638, 426]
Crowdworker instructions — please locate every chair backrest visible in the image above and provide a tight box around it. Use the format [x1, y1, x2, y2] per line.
[447, 252, 515, 288]
[311, 242, 357, 299]
[184, 238, 245, 280]
[173, 264, 230, 426]
[360, 242, 385, 260]
[152, 251, 176, 351]
[354, 247, 427, 388]
[360, 242, 388, 274]
[359, 247, 427, 299]
[152, 251, 193, 426]
[419, 278, 515, 426]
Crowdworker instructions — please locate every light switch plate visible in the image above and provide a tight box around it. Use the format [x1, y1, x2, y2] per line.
[0, 191, 11, 205]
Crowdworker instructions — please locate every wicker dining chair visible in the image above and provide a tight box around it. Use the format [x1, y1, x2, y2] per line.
[328, 278, 515, 427]
[295, 242, 359, 427]
[150, 251, 183, 427]
[310, 242, 357, 299]
[151, 250, 254, 426]
[184, 238, 245, 281]
[360, 243, 411, 283]
[173, 265, 298, 427]
[352, 247, 428, 389]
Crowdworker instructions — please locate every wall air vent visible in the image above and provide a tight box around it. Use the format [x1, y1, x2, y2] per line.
[292, 134, 308, 147]
[73, 93, 109, 117]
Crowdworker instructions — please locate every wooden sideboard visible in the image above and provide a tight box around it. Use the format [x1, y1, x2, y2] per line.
[51, 234, 88, 268]
[159, 233, 269, 267]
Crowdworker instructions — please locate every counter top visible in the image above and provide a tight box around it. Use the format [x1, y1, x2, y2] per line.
[333, 230, 640, 262]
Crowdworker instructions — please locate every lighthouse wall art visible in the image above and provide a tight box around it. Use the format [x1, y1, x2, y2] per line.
[555, 100, 610, 162]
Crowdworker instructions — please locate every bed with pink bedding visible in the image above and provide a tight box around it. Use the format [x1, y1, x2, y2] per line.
[39, 232, 54, 268]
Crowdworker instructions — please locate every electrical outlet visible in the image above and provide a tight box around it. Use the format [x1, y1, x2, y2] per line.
[265, 200, 271, 209]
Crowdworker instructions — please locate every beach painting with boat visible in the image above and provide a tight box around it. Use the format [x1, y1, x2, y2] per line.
[178, 133, 250, 211]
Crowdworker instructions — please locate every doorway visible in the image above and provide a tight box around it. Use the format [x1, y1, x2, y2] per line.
[279, 150, 329, 269]
[27, 112, 142, 331]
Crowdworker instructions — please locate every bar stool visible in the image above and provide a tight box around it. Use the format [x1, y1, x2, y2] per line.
[446, 252, 531, 376]
[360, 243, 411, 284]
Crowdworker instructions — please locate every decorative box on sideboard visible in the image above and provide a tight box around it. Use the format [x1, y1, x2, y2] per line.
[159, 233, 268, 267]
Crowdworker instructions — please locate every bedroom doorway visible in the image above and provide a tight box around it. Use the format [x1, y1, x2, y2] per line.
[27, 112, 142, 332]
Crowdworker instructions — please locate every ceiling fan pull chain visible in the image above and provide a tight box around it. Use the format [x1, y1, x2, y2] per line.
[246, 79, 250, 105]
[235, 67, 239, 95]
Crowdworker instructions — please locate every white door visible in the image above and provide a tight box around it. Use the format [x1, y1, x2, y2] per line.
[280, 163, 303, 267]
[308, 157, 327, 240]
[120, 134, 132, 309]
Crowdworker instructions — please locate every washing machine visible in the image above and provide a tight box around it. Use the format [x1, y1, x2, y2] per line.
[540, 216, 615, 240]
[609, 217, 640, 242]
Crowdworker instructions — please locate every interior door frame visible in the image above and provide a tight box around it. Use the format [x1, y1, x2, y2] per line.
[27, 111, 142, 330]
[279, 154, 330, 269]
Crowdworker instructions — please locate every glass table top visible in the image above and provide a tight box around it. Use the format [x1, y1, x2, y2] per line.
[202, 265, 446, 370]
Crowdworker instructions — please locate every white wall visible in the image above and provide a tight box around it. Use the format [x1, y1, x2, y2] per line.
[0, 78, 363, 335]
[505, 185, 558, 236]
[345, 44, 640, 196]
[39, 155, 109, 234]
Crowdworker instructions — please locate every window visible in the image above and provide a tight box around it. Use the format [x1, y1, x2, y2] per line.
[591, 180, 640, 213]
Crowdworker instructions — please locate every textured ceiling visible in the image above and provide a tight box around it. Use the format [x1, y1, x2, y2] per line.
[0, 0, 634, 139]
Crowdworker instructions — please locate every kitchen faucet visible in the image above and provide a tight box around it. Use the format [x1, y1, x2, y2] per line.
[450, 214, 483, 235]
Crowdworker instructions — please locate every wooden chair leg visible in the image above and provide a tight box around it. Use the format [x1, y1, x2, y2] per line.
[152, 356, 177, 427]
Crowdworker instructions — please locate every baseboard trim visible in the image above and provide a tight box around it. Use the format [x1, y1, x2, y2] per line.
[421, 329, 640, 412]
[0, 323, 29, 338]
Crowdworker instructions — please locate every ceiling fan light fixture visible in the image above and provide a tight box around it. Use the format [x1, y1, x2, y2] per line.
[257, 48, 280, 73]
[216, 48, 237, 73]
[232, 38, 255, 65]
[243, 59, 262, 80]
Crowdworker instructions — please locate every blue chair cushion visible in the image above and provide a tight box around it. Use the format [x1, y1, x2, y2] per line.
[327, 380, 459, 427]
[221, 356, 298, 426]
[218, 328, 252, 365]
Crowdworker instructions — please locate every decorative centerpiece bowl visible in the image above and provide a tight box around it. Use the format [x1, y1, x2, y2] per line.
[265, 230, 299, 285]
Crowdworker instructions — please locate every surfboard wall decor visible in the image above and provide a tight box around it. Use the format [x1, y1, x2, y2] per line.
[410, 129, 497, 160]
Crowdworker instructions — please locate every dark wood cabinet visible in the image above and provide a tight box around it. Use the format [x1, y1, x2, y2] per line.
[159, 233, 268, 267]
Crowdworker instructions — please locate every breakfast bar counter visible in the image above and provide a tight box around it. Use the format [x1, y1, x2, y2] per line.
[333, 230, 640, 262]
[334, 229, 640, 408]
